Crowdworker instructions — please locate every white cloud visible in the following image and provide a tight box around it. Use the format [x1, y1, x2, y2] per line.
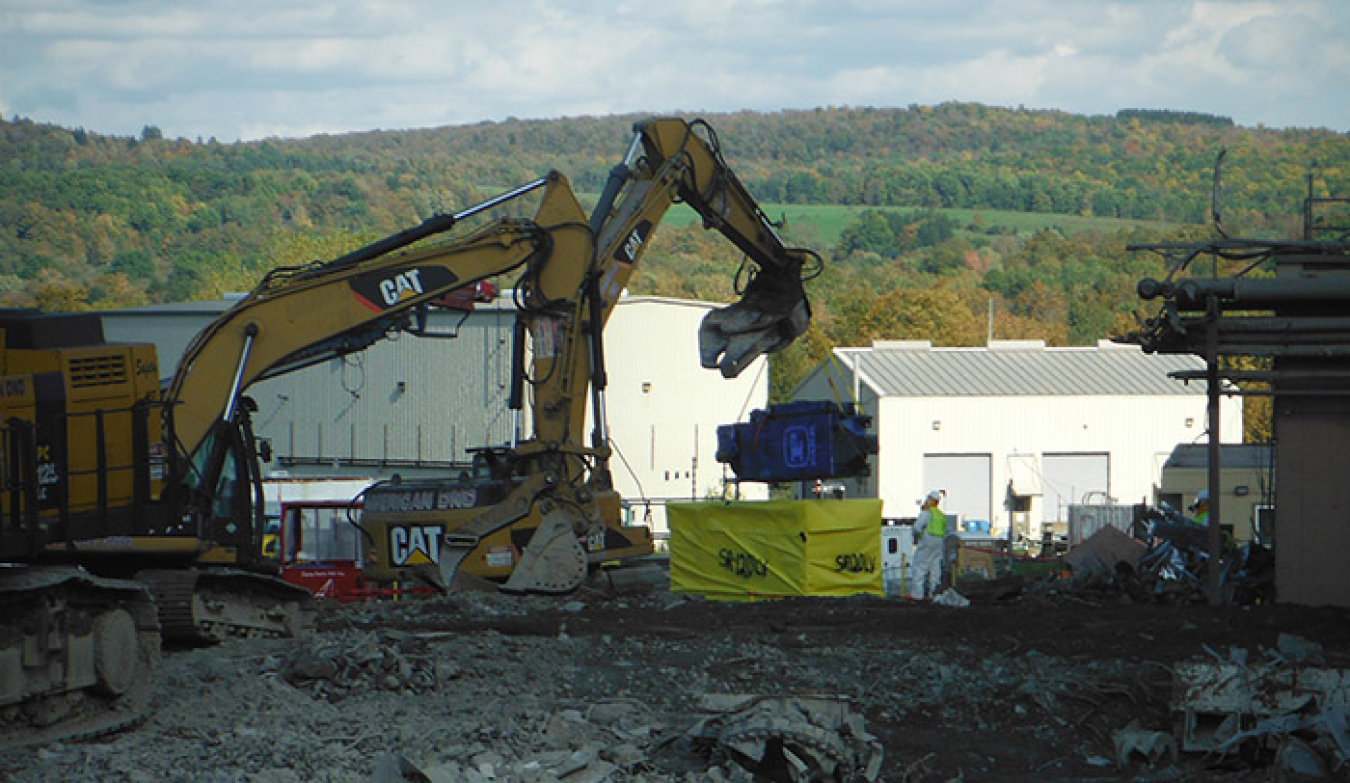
[1, 0, 1345, 140]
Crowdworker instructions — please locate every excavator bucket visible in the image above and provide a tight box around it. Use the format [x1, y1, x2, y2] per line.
[699, 261, 811, 378]
[499, 502, 589, 594]
[700, 299, 809, 379]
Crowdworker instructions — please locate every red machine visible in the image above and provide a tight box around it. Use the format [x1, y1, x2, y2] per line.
[272, 500, 439, 602]
[272, 501, 369, 602]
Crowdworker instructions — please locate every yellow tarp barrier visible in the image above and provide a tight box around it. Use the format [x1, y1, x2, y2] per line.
[669, 499, 883, 601]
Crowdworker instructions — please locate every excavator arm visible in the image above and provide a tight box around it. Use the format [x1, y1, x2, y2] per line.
[591, 118, 816, 378]
[165, 172, 593, 485]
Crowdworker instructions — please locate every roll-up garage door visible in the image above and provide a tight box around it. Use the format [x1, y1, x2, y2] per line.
[1042, 452, 1109, 524]
[922, 454, 991, 526]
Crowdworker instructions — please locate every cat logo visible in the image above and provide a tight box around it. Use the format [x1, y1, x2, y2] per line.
[389, 524, 444, 566]
[379, 270, 424, 306]
[350, 266, 458, 313]
[614, 220, 652, 264]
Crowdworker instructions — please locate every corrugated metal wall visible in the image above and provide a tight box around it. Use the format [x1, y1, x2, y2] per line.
[103, 300, 519, 473]
[101, 295, 771, 518]
[254, 305, 517, 467]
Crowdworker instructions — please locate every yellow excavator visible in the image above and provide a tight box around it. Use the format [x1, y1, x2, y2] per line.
[355, 117, 818, 593]
[0, 116, 817, 747]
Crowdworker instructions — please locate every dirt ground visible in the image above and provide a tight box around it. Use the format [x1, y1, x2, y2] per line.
[3, 568, 1349, 783]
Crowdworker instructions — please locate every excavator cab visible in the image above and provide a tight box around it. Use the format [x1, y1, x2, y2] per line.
[174, 398, 269, 567]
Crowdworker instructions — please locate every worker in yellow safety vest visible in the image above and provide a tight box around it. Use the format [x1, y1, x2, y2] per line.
[1191, 489, 1237, 548]
[910, 490, 947, 600]
[1192, 490, 1210, 526]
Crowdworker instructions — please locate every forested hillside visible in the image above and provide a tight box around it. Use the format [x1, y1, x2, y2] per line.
[2, 103, 1347, 417]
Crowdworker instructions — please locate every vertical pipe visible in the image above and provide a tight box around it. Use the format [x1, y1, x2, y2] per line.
[1005, 480, 1015, 575]
[132, 402, 148, 512]
[1206, 295, 1224, 605]
[691, 425, 698, 500]
[95, 410, 108, 531]
[851, 352, 861, 409]
[588, 278, 610, 452]
[508, 319, 526, 449]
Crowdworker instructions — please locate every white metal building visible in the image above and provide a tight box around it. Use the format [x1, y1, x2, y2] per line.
[100, 293, 766, 540]
[601, 296, 771, 535]
[791, 339, 1243, 541]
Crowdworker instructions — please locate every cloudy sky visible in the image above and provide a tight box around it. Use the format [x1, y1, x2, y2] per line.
[2, 0, 1346, 142]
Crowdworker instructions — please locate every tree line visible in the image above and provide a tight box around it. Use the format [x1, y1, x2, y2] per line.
[1, 103, 1345, 440]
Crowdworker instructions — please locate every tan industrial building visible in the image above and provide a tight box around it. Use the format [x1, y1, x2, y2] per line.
[1157, 443, 1275, 543]
[791, 340, 1243, 544]
[101, 294, 767, 540]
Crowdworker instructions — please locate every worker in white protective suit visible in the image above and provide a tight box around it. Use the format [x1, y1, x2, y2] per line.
[910, 490, 947, 600]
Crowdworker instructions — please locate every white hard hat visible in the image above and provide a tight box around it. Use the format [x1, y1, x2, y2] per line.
[926, 490, 942, 503]
[1196, 490, 1209, 503]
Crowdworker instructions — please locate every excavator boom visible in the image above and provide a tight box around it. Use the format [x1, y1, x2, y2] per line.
[165, 174, 589, 473]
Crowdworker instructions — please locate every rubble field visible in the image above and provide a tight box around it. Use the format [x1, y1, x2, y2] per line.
[4, 570, 1349, 782]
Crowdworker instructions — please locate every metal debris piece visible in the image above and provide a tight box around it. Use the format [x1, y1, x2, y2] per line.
[368, 751, 431, 783]
[1172, 638, 1350, 771]
[1112, 719, 1177, 768]
[687, 694, 883, 782]
[932, 588, 970, 608]
[1277, 633, 1327, 666]
[1276, 736, 1330, 778]
[1129, 504, 1275, 605]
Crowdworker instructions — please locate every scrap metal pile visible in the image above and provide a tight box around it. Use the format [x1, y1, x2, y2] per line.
[1060, 504, 1274, 605]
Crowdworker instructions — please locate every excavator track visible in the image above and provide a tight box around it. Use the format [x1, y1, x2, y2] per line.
[136, 569, 314, 644]
[0, 567, 160, 749]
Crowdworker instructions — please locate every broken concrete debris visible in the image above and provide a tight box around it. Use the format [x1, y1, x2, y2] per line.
[3, 568, 1345, 782]
[931, 588, 970, 607]
[281, 630, 438, 701]
[686, 695, 883, 783]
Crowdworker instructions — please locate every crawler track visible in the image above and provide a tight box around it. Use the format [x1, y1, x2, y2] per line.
[137, 569, 315, 644]
[0, 568, 159, 749]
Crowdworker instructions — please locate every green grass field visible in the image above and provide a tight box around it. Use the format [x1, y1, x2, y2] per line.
[580, 196, 1180, 247]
